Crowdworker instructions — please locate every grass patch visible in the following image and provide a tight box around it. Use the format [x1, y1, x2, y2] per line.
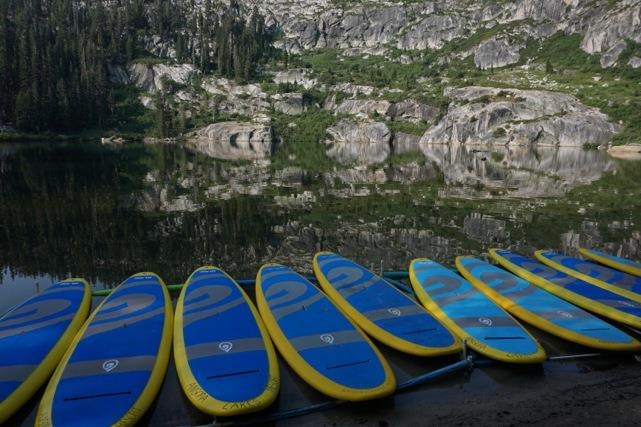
[388, 120, 429, 136]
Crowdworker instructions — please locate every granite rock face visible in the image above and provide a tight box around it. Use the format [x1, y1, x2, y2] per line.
[128, 63, 197, 93]
[251, 0, 641, 69]
[186, 122, 273, 160]
[387, 100, 439, 124]
[473, 37, 521, 70]
[324, 119, 392, 165]
[420, 87, 621, 147]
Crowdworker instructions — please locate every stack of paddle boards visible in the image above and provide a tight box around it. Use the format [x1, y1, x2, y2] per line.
[455, 256, 640, 351]
[490, 250, 641, 330]
[535, 250, 641, 302]
[4, 247, 641, 423]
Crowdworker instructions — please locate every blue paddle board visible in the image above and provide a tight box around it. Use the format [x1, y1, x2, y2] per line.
[0, 279, 91, 423]
[36, 273, 173, 427]
[313, 252, 460, 356]
[536, 250, 641, 302]
[409, 259, 546, 363]
[580, 248, 641, 277]
[256, 264, 395, 401]
[456, 257, 640, 351]
[490, 249, 641, 330]
[174, 267, 279, 416]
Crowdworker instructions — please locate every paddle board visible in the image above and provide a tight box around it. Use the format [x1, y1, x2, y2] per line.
[579, 248, 641, 277]
[409, 259, 546, 364]
[313, 252, 460, 357]
[256, 264, 395, 401]
[174, 267, 279, 416]
[36, 273, 172, 427]
[490, 249, 641, 330]
[535, 250, 641, 303]
[0, 279, 91, 424]
[456, 257, 640, 351]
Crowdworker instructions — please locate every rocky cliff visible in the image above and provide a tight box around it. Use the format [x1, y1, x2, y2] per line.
[104, 0, 641, 184]
[251, 0, 641, 68]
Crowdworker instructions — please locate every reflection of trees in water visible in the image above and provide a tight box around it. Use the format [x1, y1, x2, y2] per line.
[0, 144, 278, 287]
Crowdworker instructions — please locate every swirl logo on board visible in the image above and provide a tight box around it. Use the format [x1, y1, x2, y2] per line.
[388, 308, 402, 317]
[478, 317, 493, 326]
[320, 334, 335, 344]
[557, 310, 573, 318]
[102, 359, 119, 372]
[219, 341, 233, 353]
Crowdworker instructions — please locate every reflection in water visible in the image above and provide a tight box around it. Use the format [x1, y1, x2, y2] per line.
[422, 143, 615, 197]
[0, 143, 278, 294]
[0, 141, 638, 298]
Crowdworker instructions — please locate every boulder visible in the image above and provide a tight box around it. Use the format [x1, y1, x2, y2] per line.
[421, 86, 621, 147]
[186, 122, 273, 160]
[387, 100, 439, 124]
[628, 56, 641, 68]
[273, 93, 306, 115]
[324, 120, 391, 165]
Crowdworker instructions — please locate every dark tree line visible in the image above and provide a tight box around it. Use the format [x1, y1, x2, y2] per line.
[0, 0, 274, 133]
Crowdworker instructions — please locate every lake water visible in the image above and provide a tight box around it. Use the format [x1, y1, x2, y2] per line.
[1, 141, 640, 425]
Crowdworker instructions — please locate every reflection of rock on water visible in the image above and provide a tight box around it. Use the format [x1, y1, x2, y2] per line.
[422, 143, 615, 197]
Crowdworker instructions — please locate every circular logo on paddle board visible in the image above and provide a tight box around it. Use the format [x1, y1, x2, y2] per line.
[557, 310, 573, 318]
[102, 359, 119, 372]
[478, 317, 493, 326]
[388, 308, 402, 316]
[320, 334, 335, 344]
[219, 341, 233, 353]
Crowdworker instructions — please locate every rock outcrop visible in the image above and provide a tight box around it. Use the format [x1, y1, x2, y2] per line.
[324, 120, 391, 165]
[128, 63, 197, 93]
[272, 68, 318, 89]
[186, 122, 273, 160]
[387, 100, 439, 124]
[273, 93, 306, 115]
[474, 37, 521, 70]
[421, 86, 621, 147]
[253, 0, 641, 69]
[581, 1, 641, 67]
